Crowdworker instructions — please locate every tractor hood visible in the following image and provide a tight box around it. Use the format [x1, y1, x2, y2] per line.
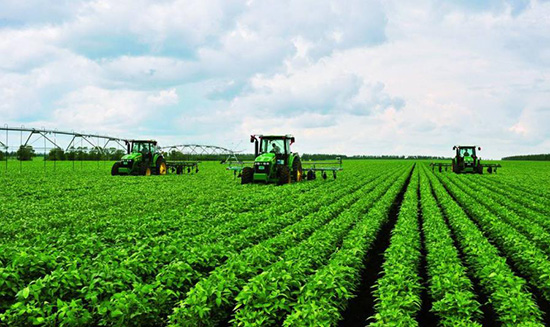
[255, 152, 276, 163]
[122, 152, 142, 161]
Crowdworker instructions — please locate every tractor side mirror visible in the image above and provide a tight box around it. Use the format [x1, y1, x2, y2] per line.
[452, 146, 456, 150]
[290, 137, 295, 145]
[250, 135, 256, 143]
[478, 147, 481, 151]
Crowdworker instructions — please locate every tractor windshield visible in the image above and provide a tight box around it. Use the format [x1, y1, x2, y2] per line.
[260, 139, 287, 155]
[132, 142, 151, 154]
[459, 147, 475, 157]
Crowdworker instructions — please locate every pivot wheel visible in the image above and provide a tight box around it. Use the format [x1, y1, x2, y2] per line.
[241, 167, 254, 184]
[156, 158, 167, 175]
[292, 157, 303, 182]
[111, 162, 120, 176]
[278, 166, 291, 185]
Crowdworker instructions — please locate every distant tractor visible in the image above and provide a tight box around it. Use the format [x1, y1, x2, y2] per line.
[111, 140, 167, 176]
[226, 134, 343, 184]
[431, 145, 501, 174]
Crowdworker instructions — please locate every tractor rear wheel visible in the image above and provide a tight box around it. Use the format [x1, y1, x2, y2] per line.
[156, 158, 167, 175]
[241, 167, 254, 184]
[278, 166, 291, 185]
[111, 162, 120, 176]
[292, 157, 303, 182]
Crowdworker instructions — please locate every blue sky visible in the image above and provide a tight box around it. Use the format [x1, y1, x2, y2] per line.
[1, 0, 549, 158]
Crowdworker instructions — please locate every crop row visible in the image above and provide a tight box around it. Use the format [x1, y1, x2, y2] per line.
[469, 176, 550, 217]
[279, 165, 414, 326]
[446, 173, 550, 255]
[425, 165, 544, 325]
[1, 167, 391, 326]
[168, 165, 414, 326]
[418, 167, 481, 326]
[436, 171, 550, 302]
[0, 174, 328, 307]
[369, 168, 422, 326]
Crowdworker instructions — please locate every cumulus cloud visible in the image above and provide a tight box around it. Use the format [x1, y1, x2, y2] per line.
[1, 0, 550, 158]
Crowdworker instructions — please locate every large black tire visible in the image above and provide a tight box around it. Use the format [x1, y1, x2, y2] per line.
[291, 157, 303, 182]
[241, 167, 254, 184]
[111, 162, 120, 176]
[307, 170, 316, 180]
[156, 157, 167, 175]
[278, 166, 291, 185]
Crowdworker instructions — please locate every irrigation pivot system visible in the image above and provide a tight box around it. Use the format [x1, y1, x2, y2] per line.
[430, 145, 502, 174]
[0, 125, 238, 174]
[225, 134, 343, 185]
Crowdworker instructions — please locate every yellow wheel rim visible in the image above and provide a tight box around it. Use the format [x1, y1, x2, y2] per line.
[159, 162, 167, 175]
[146, 168, 151, 176]
[297, 170, 302, 182]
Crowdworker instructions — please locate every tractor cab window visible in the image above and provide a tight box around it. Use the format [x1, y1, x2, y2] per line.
[459, 148, 475, 158]
[133, 143, 151, 154]
[260, 139, 287, 155]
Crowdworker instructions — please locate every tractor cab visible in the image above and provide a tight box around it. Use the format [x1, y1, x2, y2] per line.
[256, 135, 294, 164]
[456, 145, 478, 163]
[243, 134, 300, 184]
[128, 140, 158, 164]
[452, 145, 482, 173]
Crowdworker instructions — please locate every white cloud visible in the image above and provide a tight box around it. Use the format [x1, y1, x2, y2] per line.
[147, 88, 179, 106]
[1, 0, 550, 158]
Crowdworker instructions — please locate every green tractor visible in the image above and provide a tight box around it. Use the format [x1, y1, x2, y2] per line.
[111, 140, 167, 176]
[241, 135, 303, 185]
[431, 145, 501, 174]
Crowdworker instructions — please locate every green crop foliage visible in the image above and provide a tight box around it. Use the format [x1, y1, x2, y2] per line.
[1, 160, 550, 326]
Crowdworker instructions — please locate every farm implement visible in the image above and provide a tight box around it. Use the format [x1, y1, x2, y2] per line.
[111, 140, 199, 176]
[225, 134, 343, 184]
[430, 145, 501, 174]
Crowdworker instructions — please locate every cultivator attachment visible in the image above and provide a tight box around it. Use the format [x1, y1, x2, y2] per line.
[224, 157, 343, 180]
[301, 157, 343, 180]
[430, 162, 501, 174]
[166, 160, 200, 174]
[430, 163, 452, 173]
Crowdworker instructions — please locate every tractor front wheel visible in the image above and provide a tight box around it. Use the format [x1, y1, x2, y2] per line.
[111, 162, 120, 176]
[278, 166, 291, 185]
[241, 167, 254, 184]
[141, 165, 152, 176]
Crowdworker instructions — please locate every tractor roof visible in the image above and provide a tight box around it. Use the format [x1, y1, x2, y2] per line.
[257, 134, 294, 139]
[131, 140, 158, 144]
[455, 145, 477, 148]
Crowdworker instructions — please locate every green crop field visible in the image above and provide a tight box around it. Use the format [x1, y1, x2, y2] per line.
[1, 160, 550, 326]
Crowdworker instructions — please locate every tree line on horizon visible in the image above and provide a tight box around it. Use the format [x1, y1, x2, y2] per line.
[7, 145, 548, 162]
[502, 154, 550, 161]
[1, 145, 126, 161]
